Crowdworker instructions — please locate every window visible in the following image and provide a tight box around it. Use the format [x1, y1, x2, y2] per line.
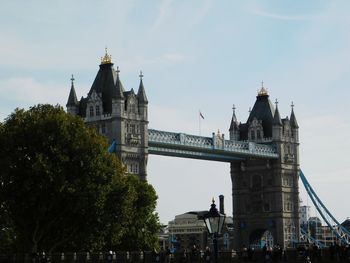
[133, 163, 138, 173]
[250, 130, 255, 140]
[130, 124, 135, 134]
[96, 105, 100, 116]
[257, 130, 261, 139]
[101, 123, 106, 134]
[89, 106, 94, 117]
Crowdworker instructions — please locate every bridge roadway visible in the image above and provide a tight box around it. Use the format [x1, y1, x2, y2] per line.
[148, 129, 279, 162]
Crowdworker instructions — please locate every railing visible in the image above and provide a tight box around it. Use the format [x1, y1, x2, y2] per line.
[148, 129, 278, 160]
[0, 249, 342, 263]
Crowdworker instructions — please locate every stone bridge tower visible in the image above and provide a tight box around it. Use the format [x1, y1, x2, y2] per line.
[66, 50, 149, 180]
[229, 86, 300, 249]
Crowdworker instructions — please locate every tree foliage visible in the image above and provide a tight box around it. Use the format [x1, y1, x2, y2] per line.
[0, 104, 159, 253]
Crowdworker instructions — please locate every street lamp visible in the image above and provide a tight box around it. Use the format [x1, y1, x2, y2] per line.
[203, 199, 226, 263]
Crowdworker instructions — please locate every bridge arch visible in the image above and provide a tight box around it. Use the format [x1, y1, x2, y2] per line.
[249, 229, 274, 249]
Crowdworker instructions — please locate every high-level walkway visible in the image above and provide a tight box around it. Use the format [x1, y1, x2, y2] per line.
[148, 129, 279, 162]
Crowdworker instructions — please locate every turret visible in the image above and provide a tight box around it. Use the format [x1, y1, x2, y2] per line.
[112, 66, 125, 117]
[137, 71, 148, 121]
[66, 75, 79, 115]
[229, 104, 240, 140]
[272, 99, 283, 140]
[290, 102, 299, 142]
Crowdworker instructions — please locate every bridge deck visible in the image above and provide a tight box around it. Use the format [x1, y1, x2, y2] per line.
[148, 129, 278, 162]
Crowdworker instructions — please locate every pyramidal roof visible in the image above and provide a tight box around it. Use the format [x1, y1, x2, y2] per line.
[246, 88, 275, 137]
[88, 61, 115, 113]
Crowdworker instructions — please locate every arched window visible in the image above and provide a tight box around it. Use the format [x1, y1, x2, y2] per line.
[257, 130, 261, 139]
[89, 106, 94, 117]
[96, 105, 100, 116]
[250, 130, 255, 140]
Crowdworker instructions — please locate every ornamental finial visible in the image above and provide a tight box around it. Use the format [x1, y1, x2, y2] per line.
[139, 70, 144, 79]
[291, 101, 294, 109]
[70, 74, 75, 85]
[258, 80, 268, 96]
[101, 47, 112, 64]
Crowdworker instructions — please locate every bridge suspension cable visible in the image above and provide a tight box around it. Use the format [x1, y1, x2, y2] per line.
[300, 170, 350, 245]
[300, 228, 326, 248]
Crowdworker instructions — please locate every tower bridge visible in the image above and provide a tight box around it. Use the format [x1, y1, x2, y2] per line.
[66, 50, 300, 249]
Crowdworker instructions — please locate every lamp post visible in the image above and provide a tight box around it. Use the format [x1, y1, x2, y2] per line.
[202, 199, 226, 263]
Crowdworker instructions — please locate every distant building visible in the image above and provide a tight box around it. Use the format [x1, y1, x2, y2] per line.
[168, 212, 207, 251]
[157, 225, 170, 250]
[299, 205, 311, 226]
[341, 218, 350, 232]
[167, 211, 234, 252]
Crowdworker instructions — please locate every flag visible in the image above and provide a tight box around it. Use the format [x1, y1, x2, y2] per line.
[199, 111, 204, 119]
[108, 139, 117, 153]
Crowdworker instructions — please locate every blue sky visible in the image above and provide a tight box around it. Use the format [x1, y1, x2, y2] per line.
[1, 1, 350, 224]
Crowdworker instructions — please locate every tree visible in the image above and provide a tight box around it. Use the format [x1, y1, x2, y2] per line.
[113, 175, 160, 251]
[0, 104, 160, 252]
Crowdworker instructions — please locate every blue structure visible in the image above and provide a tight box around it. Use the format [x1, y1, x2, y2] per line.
[300, 171, 350, 245]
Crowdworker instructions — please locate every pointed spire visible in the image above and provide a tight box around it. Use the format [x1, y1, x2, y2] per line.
[290, 101, 299, 128]
[229, 104, 239, 131]
[113, 66, 124, 99]
[66, 74, 78, 106]
[273, 99, 282, 126]
[137, 70, 148, 104]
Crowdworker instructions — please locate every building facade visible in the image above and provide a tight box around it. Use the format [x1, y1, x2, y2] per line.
[66, 50, 149, 180]
[167, 212, 234, 252]
[299, 205, 311, 226]
[229, 86, 300, 249]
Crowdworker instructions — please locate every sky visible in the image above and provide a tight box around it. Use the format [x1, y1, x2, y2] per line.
[1, 1, 350, 225]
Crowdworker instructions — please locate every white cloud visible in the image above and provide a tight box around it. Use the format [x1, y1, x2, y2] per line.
[189, 0, 213, 27]
[0, 77, 65, 103]
[151, 0, 174, 32]
[250, 8, 322, 21]
[0, 77, 67, 121]
[249, 5, 326, 21]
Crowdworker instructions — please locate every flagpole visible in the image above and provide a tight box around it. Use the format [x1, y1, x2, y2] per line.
[199, 110, 201, 136]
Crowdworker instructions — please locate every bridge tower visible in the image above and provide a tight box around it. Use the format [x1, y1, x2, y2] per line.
[230, 86, 300, 249]
[66, 50, 149, 180]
